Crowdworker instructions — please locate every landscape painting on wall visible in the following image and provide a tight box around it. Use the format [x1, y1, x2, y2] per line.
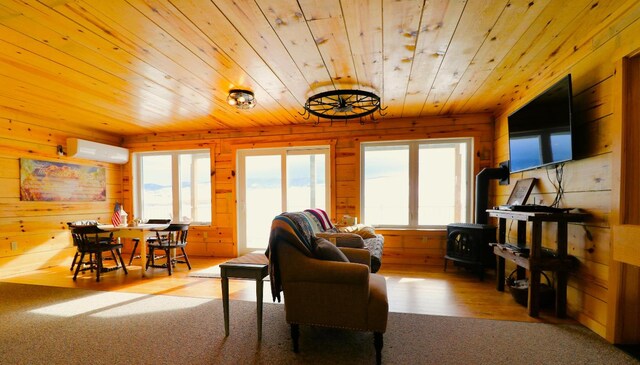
[19, 158, 106, 201]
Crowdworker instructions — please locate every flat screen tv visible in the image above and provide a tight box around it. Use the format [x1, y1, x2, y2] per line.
[508, 74, 574, 173]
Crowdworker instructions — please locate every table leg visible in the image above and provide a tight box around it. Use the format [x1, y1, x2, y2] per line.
[496, 255, 505, 291]
[516, 221, 527, 280]
[528, 221, 542, 317]
[256, 278, 263, 340]
[496, 218, 506, 292]
[556, 222, 569, 318]
[138, 231, 148, 278]
[222, 275, 230, 337]
[556, 271, 568, 318]
[528, 270, 541, 317]
[498, 218, 506, 243]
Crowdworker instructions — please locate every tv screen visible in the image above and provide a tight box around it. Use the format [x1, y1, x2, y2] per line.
[508, 74, 573, 173]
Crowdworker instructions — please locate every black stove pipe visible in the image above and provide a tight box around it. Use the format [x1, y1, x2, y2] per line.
[475, 165, 510, 224]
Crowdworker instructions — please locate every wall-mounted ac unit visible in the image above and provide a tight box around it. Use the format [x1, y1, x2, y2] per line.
[67, 138, 129, 164]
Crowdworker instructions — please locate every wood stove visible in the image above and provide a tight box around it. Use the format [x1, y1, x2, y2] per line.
[444, 223, 497, 280]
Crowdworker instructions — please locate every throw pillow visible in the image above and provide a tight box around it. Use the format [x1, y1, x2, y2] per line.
[313, 236, 349, 262]
[338, 224, 377, 239]
[353, 226, 377, 239]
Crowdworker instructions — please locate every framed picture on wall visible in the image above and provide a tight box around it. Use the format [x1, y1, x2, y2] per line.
[19, 158, 106, 201]
[506, 178, 537, 206]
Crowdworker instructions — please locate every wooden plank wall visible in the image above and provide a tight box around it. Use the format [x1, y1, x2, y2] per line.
[0, 114, 123, 277]
[609, 56, 640, 344]
[491, 10, 640, 339]
[493, 79, 612, 338]
[122, 114, 494, 263]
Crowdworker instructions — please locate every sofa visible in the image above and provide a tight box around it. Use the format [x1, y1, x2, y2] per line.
[291, 208, 385, 273]
[266, 211, 388, 364]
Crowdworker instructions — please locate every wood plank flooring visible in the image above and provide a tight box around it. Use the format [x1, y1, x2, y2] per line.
[0, 256, 575, 324]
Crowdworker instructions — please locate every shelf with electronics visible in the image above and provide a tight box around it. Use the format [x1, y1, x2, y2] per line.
[488, 208, 587, 318]
[487, 169, 588, 318]
[484, 74, 595, 317]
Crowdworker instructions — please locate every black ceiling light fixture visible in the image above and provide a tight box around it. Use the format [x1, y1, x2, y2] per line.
[300, 89, 387, 125]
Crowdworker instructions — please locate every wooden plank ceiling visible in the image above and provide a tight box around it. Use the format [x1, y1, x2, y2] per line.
[0, 0, 633, 137]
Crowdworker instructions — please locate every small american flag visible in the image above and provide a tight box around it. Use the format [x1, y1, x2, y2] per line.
[111, 202, 122, 226]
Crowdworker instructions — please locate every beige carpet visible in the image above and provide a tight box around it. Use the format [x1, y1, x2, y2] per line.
[0, 282, 637, 365]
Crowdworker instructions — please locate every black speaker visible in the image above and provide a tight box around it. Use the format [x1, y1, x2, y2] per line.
[444, 223, 497, 280]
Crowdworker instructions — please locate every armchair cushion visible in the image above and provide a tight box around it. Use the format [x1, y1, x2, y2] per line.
[313, 237, 349, 262]
[315, 232, 365, 248]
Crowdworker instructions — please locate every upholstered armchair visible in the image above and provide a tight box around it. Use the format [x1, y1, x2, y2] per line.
[267, 213, 389, 364]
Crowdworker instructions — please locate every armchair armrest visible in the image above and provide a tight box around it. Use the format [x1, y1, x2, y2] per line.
[296, 259, 369, 285]
[316, 232, 365, 248]
[279, 244, 369, 285]
[340, 247, 371, 269]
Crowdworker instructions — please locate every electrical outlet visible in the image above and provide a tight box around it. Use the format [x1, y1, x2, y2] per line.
[10, 241, 18, 251]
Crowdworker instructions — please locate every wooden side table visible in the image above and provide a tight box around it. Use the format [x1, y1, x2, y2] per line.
[219, 252, 269, 340]
[487, 209, 586, 317]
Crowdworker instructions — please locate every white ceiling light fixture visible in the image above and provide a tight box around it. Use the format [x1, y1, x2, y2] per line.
[67, 138, 129, 164]
[227, 89, 256, 109]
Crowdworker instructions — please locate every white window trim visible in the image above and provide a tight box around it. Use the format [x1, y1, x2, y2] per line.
[360, 138, 473, 229]
[132, 149, 211, 225]
[236, 146, 331, 254]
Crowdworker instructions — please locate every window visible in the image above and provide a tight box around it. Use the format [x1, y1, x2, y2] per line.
[133, 150, 211, 225]
[237, 146, 330, 254]
[361, 138, 472, 228]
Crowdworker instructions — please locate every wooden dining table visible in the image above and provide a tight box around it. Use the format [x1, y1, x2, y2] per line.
[97, 223, 170, 277]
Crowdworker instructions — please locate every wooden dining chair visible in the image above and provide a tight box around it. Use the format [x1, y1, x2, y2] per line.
[67, 220, 115, 272]
[146, 223, 191, 275]
[128, 218, 171, 265]
[71, 225, 128, 282]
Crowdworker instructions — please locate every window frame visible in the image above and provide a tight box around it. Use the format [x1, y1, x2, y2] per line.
[236, 145, 331, 254]
[360, 138, 473, 229]
[132, 149, 212, 226]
